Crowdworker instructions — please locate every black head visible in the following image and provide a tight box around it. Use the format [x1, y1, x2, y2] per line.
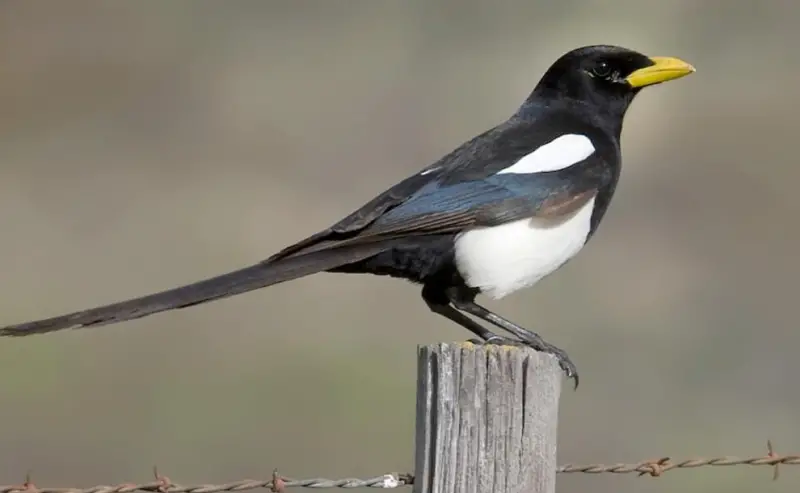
[523, 45, 694, 124]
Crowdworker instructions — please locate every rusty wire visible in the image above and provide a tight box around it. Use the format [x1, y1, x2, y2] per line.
[1, 443, 796, 491]
[555, 440, 798, 479]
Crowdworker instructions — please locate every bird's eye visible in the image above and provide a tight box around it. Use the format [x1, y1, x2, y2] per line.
[592, 61, 612, 78]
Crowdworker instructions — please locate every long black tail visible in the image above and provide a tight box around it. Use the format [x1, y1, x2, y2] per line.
[0, 243, 386, 337]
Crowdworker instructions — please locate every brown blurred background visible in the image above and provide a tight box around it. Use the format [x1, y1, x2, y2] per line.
[0, 1, 798, 492]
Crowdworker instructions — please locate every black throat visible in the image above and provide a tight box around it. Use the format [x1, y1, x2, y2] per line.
[516, 93, 636, 141]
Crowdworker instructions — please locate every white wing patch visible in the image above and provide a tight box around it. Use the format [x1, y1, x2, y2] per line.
[496, 134, 594, 175]
[419, 166, 440, 176]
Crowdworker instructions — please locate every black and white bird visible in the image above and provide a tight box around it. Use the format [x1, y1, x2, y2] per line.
[0, 45, 694, 387]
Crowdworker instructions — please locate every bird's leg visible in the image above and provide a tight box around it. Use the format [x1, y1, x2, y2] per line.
[446, 286, 579, 387]
[422, 284, 500, 342]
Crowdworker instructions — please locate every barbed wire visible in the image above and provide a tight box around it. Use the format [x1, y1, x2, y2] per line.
[1, 442, 796, 491]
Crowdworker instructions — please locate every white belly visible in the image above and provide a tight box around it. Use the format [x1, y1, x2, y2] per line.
[454, 197, 596, 299]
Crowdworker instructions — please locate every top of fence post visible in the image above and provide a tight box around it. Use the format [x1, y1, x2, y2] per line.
[413, 342, 563, 493]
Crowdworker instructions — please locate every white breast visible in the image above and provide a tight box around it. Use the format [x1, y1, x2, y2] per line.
[453, 196, 596, 299]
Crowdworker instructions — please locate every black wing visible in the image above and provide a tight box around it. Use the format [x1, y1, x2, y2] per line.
[290, 160, 612, 257]
[268, 113, 615, 259]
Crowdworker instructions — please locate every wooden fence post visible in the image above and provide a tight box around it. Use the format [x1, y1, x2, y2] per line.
[413, 342, 563, 493]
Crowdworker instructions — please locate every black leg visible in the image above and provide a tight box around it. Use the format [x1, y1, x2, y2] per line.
[425, 300, 499, 342]
[422, 284, 499, 342]
[447, 287, 579, 388]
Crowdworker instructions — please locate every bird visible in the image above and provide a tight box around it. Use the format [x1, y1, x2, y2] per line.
[0, 45, 694, 388]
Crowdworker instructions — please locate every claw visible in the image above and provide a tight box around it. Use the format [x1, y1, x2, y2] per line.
[563, 362, 579, 390]
[550, 348, 579, 390]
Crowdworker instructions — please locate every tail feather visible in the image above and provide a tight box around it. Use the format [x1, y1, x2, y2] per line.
[0, 244, 387, 337]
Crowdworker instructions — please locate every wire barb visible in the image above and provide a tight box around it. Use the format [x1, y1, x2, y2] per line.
[152, 467, 171, 493]
[766, 439, 780, 480]
[0, 448, 797, 490]
[269, 470, 284, 493]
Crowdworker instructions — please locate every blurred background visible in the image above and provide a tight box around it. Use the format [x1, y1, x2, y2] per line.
[0, 1, 797, 492]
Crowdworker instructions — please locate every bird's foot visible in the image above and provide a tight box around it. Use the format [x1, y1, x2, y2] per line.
[479, 335, 579, 389]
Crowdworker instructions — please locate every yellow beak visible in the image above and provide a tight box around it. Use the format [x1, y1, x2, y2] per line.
[625, 56, 696, 88]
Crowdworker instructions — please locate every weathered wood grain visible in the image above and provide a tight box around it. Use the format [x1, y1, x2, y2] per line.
[413, 342, 562, 493]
